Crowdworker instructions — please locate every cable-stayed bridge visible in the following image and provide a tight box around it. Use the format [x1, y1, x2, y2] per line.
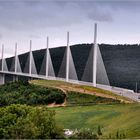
[0, 24, 139, 102]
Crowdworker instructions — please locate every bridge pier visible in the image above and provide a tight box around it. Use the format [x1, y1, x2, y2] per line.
[13, 75, 18, 82]
[66, 32, 70, 82]
[15, 43, 17, 73]
[0, 74, 5, 85]
[1, 44, 4, 72]
[29, 40, 32, 75]
[46, 37, 49, 78]
[93, 23, 97, 87]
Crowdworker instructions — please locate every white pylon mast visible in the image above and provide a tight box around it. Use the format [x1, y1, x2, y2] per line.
[29, 40, 32, 75]
[93, 23, 97, 87]
[15, 43, 17, 73]
[66, 32, 70, 82]
[1, 44, 4, 72]
[46, 37, 49, 78]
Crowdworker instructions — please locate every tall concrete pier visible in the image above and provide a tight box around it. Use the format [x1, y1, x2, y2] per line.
[29, 40, 32, 75]
[93, 23, 97, 87]
[14, 43, 17, 73]
[1, 44, 4, 72]
[46, 37, 49, 78]
[66, 32, 70, 82]
[0, 44, 5, 84]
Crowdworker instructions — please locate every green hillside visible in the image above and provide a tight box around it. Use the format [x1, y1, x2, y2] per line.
[67, 91, 120, 106]
[53, 104, 140, 139]
[31, 79, 133, 103]
[32, 80, 140, 138]
[0, 80, 139, 138]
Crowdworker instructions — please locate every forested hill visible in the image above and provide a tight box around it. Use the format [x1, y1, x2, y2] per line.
[4, 43, 140, 91]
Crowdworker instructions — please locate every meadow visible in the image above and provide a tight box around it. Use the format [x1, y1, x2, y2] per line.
[53, 103, 140, 139]
[31, 80, 140, 138]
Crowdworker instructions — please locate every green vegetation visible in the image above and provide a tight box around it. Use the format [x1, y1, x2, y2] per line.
[81, 85, 119, 97]
[0, 80, 122, 107]
[31, 79, 132, 103]
[0, 81, 65, 106]
[53, 104, 140, 139]
[0, 80, 139, 139]
[32, 79, 73, 87]
[67, 91, 120, 106]
[0, 104, 64, 139]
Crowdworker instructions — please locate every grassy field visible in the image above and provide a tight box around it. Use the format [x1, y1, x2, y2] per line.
[52, 104, 140, 139]
[31, 80, 140, 138]
[67, 91, 121, 106]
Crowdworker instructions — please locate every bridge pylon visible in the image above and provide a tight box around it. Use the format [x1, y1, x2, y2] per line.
[14, 43, 17, 73]
[66, 31, 70, 82]
[29, 40, 32, 75]
[93, 23, 98, 87]
[1, 44, 4, 72]
[46, 37, 49, 78]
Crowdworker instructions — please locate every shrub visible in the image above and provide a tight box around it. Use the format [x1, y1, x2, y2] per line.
[0, 104, 64, 139]
[0, 81, 66, 106]
[97, 125, 102, 136]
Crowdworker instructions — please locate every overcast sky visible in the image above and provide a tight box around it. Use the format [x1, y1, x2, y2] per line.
[1, 0, 140, 57]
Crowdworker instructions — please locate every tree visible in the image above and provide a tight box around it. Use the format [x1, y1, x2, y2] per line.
[0, 104, 64, 139]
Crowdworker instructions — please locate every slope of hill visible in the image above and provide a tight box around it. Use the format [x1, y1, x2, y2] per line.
[31, 79, 134, 103]
[0, 80, 123, 106]
[31, 80, 139, 139]
[53, 104, 140, 139]
[0, 80, 139, 139]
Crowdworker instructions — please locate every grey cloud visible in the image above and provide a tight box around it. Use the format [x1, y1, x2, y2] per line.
[88, 11, 113, 22]
[0, 1, 139, 31]
[29, 34, 41, 39]
[0, 34, 2, 39]
[0, 2, 79, 30]
[94, 1, 140, 12]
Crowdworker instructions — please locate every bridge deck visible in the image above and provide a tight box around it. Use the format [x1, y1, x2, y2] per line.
[0, 70, 139, 102]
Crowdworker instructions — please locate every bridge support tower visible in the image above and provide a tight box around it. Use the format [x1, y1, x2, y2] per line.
[46, 37, 49, 78]
[93, 23, 98, 87]
[0, 74, 5, 85]
[66, 32, 70, 82]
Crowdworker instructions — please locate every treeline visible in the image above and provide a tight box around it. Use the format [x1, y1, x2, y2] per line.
[99, 43, 140, 47]
[0, 81, 66, 106]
